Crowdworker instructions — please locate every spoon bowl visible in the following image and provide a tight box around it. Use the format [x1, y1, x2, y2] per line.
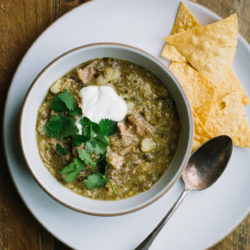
[183, 135, 233, 190]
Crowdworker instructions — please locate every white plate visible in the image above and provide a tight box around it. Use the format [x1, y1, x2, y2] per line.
[3, 0, 250, 249]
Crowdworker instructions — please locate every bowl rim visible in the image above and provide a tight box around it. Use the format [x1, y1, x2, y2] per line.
[19, 42, 194, 216]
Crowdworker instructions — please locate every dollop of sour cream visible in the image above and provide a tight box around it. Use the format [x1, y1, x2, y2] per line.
[78, 86, 127, 123]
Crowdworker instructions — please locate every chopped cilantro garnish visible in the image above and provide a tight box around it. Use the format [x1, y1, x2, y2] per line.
[46, 89, 118, 193]
[56, 144, 69, 155]
[69, 107, 82, 117]
[99, 119, 117, 136]
[65, 168, 82, 183]
[50, 89, 80, 115]
[84, 141, 95, 153]
[60, 160, 85, 183]
[90, 122, 103, 137]
[58, 89, 76, 111]
[60, 162, 75, 175]
[83, 173, 106, 189]
[74, 157, 85, 170]
[45, 114, 78, 140]
[60, 157, 116, 194]
[95, 134, 109, 152]
[78, 118, 112, 155]
[50, 97, 68, 112]
[88, 138, 107, 155]
[77, 149, 96, 167]
[80, 117, 92, 138]
[72, 134, 88, 147]
[96, 134, 109, 145]
[50, 113, 118, 194]
[79, 117, 116, 138]
[45, 114, 63, 139]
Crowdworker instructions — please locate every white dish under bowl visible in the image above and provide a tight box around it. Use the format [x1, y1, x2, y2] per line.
[20, 43, 193, 216]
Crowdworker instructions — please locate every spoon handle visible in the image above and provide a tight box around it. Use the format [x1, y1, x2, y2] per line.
[135, 189, 189, 250]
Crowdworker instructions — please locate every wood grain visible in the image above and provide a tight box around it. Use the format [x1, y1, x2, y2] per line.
[192, 0, 250, 42]
[0, 0, 249, 249]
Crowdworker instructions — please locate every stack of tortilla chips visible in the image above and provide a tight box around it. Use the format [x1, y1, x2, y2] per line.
[162, 2, 250, 151]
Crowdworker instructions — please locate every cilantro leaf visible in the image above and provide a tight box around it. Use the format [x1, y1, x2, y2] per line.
[62, 117, 79, 138]
[77, 149, 96, 167]
[89, 138, 107, 155]
[69, 107, 82, 117]
[83, 173, 106, 189]
[56, 144, 69, 155]
[74, 157, 86, 170]
[80, 116, 105, 139]
[90, 122, 103, 137]
[50, 97, 68, 112]
[84, 141, 95, 153]
[99, 119, 117, 136]
[50, 90, 76, 112]
[80, 117, 92, 138]
[60, 162, 75, 175]
[45, 114, 64, 139]
[60, 162, 81, 183]
[90, 134, 109, 155]
[65, 168, 82, 183]
[60, 159, 85, 183]
[57, 90, 76, 111]
[78, 117, 108, 155]
[96, 134, 109, 146]
[45, 114, 78, 140]
[72, 134, 88, 147]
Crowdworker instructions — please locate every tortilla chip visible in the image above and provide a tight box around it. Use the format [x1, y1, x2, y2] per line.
[193, 111, 212, 152]
[195, 102, 214, 126]
[169, 62, 215, 109]
[161, 2, 199, 62]
[164, 14, 238, 81]
[163, 4, 249, 105]
[161, 44, 187, 62]
[214, 68, 250, 105]
[204, 92, 250, 147]
[171, 2, 200, 34]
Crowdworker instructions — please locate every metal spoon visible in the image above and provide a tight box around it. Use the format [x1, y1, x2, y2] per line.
[135, 135, 233, 250]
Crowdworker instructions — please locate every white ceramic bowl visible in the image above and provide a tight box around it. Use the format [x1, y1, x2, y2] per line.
[20, 43, 193, 216]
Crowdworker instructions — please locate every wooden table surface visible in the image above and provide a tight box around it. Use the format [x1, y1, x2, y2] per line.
[0, 0, 249, 249]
